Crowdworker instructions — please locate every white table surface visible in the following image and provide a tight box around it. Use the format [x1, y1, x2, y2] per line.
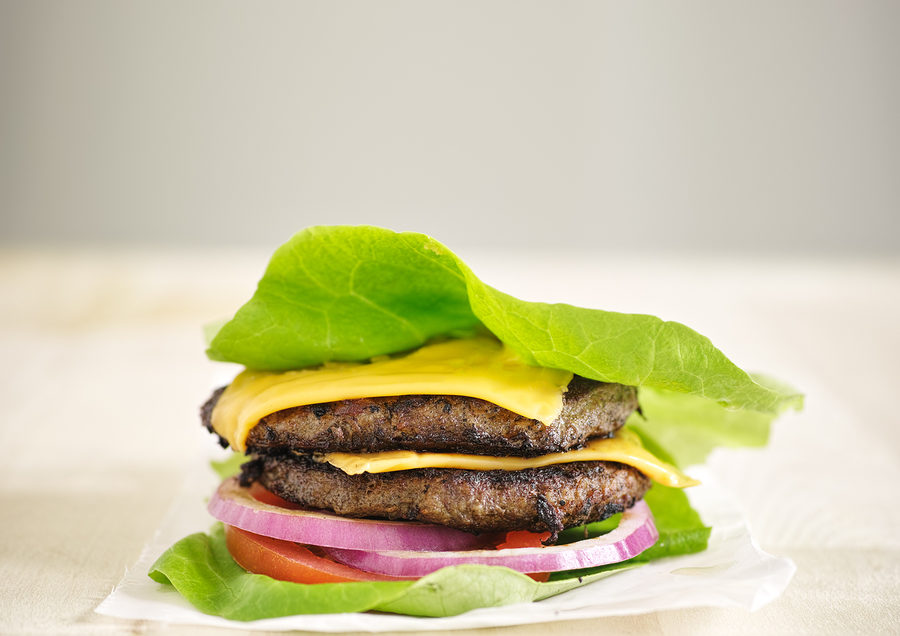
[1, 247, 898, 635]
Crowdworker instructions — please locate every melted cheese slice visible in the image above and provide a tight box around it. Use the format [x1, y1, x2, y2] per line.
[318, 429, 699, 488]
[212, 337, 573, 451]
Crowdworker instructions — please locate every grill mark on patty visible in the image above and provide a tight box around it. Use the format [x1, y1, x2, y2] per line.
[242, 454, 651, 536]
[203, 376, 638, 456]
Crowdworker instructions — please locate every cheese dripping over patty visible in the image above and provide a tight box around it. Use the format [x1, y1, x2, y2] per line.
[211, 336, 573, 452]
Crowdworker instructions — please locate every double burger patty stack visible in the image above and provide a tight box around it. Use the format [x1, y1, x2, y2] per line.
[202, 375, 650, 540]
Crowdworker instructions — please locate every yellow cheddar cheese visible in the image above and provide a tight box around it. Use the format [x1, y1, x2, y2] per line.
[211, 337, 573, 451]
[316, 428, 699, 488]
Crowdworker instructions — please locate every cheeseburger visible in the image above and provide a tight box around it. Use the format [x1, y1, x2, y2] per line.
[203, 335, 695, 546]
[149, 226, 798, 615]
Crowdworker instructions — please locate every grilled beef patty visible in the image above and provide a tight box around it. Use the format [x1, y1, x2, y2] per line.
[241, 454, 651, 536]
[203, 376, 638, 456]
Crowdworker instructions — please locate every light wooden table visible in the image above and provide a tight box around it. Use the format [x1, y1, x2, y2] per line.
[2, 248, 898, 635]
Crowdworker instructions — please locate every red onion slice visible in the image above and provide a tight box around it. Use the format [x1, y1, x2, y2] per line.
[208, 477, 486, 551]
[321, 500, 657, 576]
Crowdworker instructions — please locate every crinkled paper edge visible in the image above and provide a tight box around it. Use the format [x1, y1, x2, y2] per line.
[95, 461, 795, 632]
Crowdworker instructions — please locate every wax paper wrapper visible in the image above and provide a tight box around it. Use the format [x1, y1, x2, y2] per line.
[95, 460, 794, 631]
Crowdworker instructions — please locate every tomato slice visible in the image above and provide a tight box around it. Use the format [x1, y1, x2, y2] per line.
[494, 530, 552, 581]
[247, 482, 302, 509]
[224, 525, 410, 583]
[495, 530, 553, 550]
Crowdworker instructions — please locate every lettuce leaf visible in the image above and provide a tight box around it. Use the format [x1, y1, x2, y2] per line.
[207, 227, 479, 371]
[207, 226, 800, 414]
[210, 453, 247, 480]
[148, 526, 633, 620]
[150, 483, 706, 620]
[628, 388, 767, 468]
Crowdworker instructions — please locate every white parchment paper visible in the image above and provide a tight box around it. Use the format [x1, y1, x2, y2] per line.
[96, 464, 795, 631]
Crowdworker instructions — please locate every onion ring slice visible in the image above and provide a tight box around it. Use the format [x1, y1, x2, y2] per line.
[321, 500, 658, 576]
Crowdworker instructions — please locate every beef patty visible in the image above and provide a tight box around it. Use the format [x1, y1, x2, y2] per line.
[241, 454, 651, 536]
[203, 376, 638, 456]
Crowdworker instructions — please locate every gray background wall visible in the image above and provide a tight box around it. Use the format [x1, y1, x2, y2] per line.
[2, 1, 898, 254]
